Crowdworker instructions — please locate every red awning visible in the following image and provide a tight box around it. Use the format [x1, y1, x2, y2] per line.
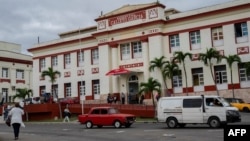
[105, 68, 130, 76]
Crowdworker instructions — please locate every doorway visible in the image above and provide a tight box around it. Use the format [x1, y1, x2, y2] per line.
[128, 75, 139, 104]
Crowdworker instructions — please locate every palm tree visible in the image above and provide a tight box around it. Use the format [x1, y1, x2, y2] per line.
[13, 88, 33, 102]
[222, 54, 241, 98]
[149, 56, 168, 96]
[198, 48, 222, 95]
[41, 67, 61, 101]
[173, 51, 192, 96]
[41, 67, 61, 118]
[163, 61, 180, 95]
[138, 77, 161, 112]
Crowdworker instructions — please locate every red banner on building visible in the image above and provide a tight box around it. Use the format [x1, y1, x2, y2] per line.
[108, 11, 146, 26]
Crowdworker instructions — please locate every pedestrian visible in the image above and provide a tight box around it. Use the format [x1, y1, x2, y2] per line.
[140, 94, 145, 104]
[113, 95, 117, 104]
[8, 102, 24, 140]
[107, 93, 113, 104]
[63, 106, 71, 122]
[3, 105, 12, 121]
[121, 92, 125, 104]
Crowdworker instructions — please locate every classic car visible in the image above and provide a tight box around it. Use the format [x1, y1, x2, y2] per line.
[225, 98, 250, 112]
[78, 106, 136, 128]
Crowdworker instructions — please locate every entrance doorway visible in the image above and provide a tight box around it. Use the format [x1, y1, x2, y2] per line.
[128, 75, 139, 104]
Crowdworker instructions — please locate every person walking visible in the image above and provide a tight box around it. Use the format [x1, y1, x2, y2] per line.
[121, 92, 125, 104]
[8, 102, 24, 140]
[63, 106, 71, 122]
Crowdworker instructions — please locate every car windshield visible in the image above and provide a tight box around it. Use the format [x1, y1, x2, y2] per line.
[218, 97, 231, 107]
[108, 108, 120, 114]
[237, 99, 245, 103]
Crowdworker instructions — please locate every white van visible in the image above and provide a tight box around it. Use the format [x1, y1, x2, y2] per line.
[157, 95, 241, 128]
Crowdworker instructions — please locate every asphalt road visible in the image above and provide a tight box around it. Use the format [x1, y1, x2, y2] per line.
[0, 112, 249, 141]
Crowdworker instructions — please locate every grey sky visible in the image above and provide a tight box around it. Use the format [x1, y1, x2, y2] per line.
[0, 0, 234, 55]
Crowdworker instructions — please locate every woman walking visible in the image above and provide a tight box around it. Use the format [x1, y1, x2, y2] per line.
[8, 102, 24, 140]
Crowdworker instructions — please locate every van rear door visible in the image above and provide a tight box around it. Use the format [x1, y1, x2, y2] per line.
[182, 98, 203, 123]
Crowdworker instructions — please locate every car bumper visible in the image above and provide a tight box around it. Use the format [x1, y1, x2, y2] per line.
[227, 115, 241, 123]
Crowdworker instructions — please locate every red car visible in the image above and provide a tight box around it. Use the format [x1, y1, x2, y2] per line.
[78, 106, 136, 128]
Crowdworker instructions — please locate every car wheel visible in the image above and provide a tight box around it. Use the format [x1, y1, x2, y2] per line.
[166, 117, 178, 128]
[243, 107, 250, 112]
[114, 120, 121, 128]
[86, 121, 93, 128]
[208, 117, 220, 128]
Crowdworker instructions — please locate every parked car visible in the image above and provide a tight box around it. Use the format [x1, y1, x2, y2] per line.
[59, 97, 79, 105]
[78, 106, 136, 128]
[225, 98, 250, 112]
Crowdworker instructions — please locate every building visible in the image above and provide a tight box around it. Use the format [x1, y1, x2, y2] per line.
[28, 0, 250, 103]
[0, 41, 33, 103]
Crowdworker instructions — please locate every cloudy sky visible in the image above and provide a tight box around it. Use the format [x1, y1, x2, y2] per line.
[0, 0, 235, 55]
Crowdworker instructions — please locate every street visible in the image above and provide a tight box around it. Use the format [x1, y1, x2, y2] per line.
[0, 112, 249, 141]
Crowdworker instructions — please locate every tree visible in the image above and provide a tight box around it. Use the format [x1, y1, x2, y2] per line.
[138, 77, 161, 112]
[162, 61, 180, 96]
[198, 48, 222, 96]
[245, 62, 250, 76]
[41, 67, 61, 118]
[173, 51, 192, 96]
[41, 67, 61, 101]
[13, 88, 33, 102]
[149, 56, 168, 96]
[223, 54, 241, 98]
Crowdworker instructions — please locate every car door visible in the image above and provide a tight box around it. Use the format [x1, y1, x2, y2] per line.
[90, 109, 101, 125]
[182, 98, 203, 123]
[204, 98, 226, 121]
[100, 108, 111, 125]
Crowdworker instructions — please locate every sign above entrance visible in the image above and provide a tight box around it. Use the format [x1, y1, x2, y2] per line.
[106, 68, 130, 76]
[108, 10, 146, 26]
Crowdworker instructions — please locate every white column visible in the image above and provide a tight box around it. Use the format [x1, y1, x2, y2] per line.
[111, 46, 119, 93]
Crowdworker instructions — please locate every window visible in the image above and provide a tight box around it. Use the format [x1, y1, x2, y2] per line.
[78, 50, 84, 67]
[101, 109, 108, 114]
[239, 63, 250, 82]
[91, 49, 99, 65]
[40, 58, 46, 71]
[2, 68, 8, 78]
[235, 22, 248, 43]
[121, 41, 142, 60]
[132, 41, 142, 58]
[183, 99, 202, 108]
[64, 54, 71, 69]
[190, 31, 201, 49]
[121, 43, 130, 60]
[170, 34, 180, 52]
[173, 70, 182, 87]
[93, 80, 100, 95]
[211, 27, 224, 47]
[52, 56, 58, 67]
[215, 65, 227, 84]
[40, 86, 46, 96]
[16, 69, 24, 79]
[79, 81, 86, 95]
[192, 68, 204, 86]
[91, 109, 100, 114]
[65, 83, 71, 97]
